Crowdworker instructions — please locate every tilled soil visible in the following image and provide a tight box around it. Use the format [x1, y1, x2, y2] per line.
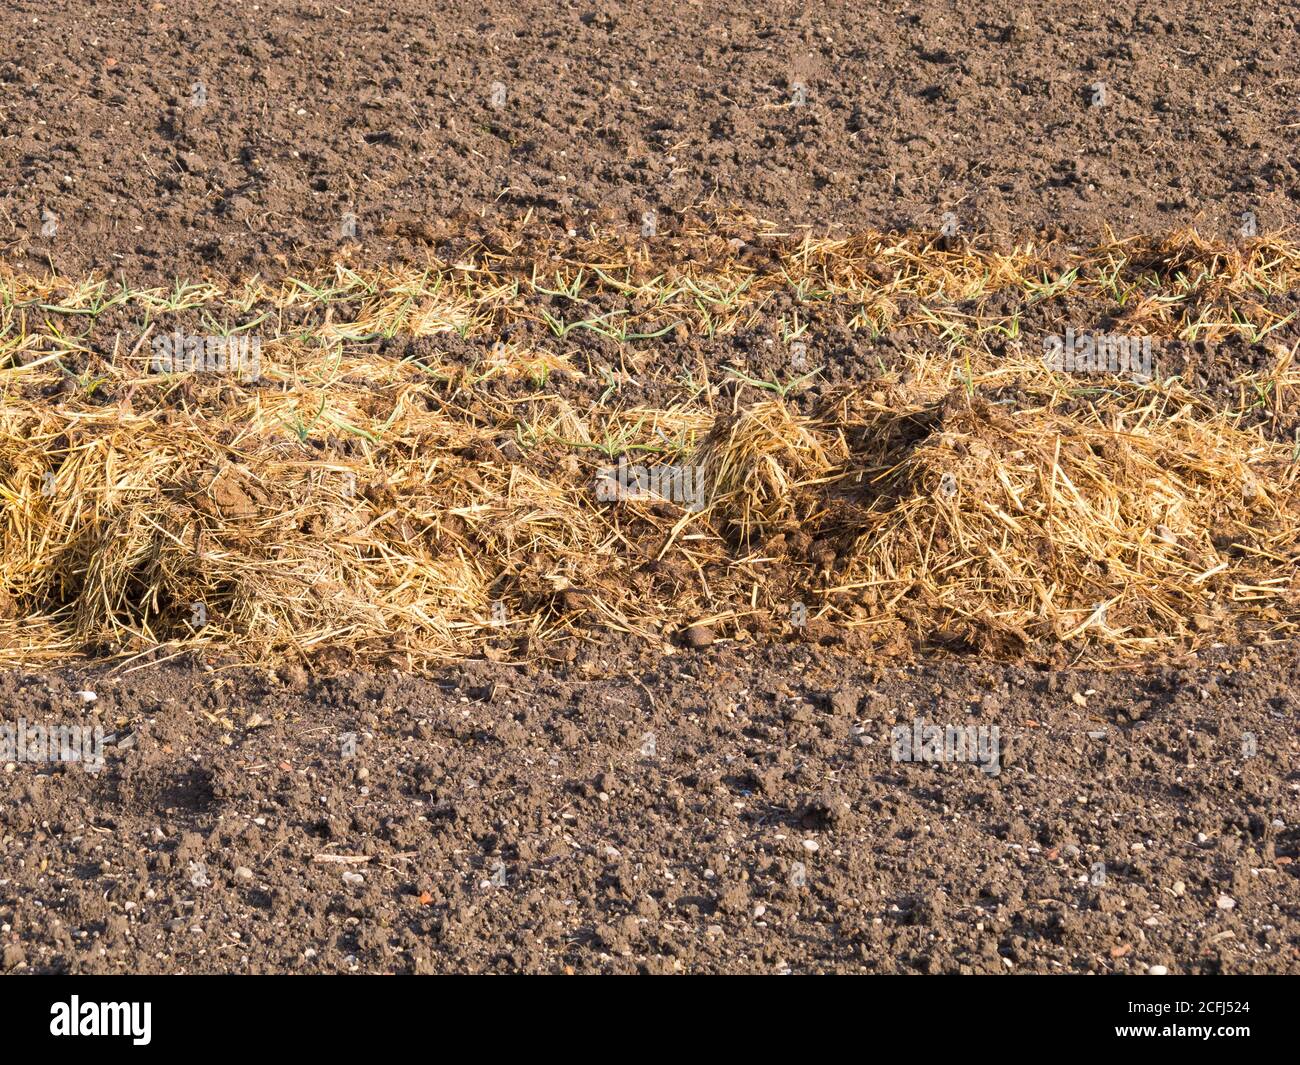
[3, 0, 1297, 283]
[1, 640, 1296, 974]
[1, 1, 1298, 975]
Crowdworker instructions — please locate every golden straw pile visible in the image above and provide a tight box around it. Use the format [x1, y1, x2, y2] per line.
[0, 218, 1296, 669]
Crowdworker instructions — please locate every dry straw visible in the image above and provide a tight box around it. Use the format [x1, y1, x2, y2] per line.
[0, 218, 1296, 669]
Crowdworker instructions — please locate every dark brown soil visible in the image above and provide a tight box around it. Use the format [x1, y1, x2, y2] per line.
[1, 1, 1298, 975]
[3, 0, 1297, 283]
[1, 640, 1297, 974]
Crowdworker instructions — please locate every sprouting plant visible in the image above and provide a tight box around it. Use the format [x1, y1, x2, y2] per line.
[199, 309, 272, 337]
[1247, 379, 1274, 412]
[1025, 267, 1080, 303]
[531, 267, 587, 301]
[726, 366, 823, 398]
[989, 312, 1021, 340]
[597, 368, 621, 405]
[960, 350, 974, 400]
[539, 308, 619, 339]
[284, 397, 327, 443]
[780, 310, 808, 343]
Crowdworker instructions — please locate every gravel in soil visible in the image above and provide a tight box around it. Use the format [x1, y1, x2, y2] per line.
[1, 639, 1295, 974]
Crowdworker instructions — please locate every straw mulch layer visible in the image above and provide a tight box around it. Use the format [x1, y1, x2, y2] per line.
[1, 221, 1297, 669]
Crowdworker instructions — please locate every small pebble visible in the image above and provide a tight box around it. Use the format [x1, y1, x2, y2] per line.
[801, 838, 819, 853]
[1148, 964, 1169, 976]
[683, 624, 715, 649]
[1216, 894, 1235, 910]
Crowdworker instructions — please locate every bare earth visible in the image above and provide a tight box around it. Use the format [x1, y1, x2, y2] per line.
[0, 1, 1297, 974]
